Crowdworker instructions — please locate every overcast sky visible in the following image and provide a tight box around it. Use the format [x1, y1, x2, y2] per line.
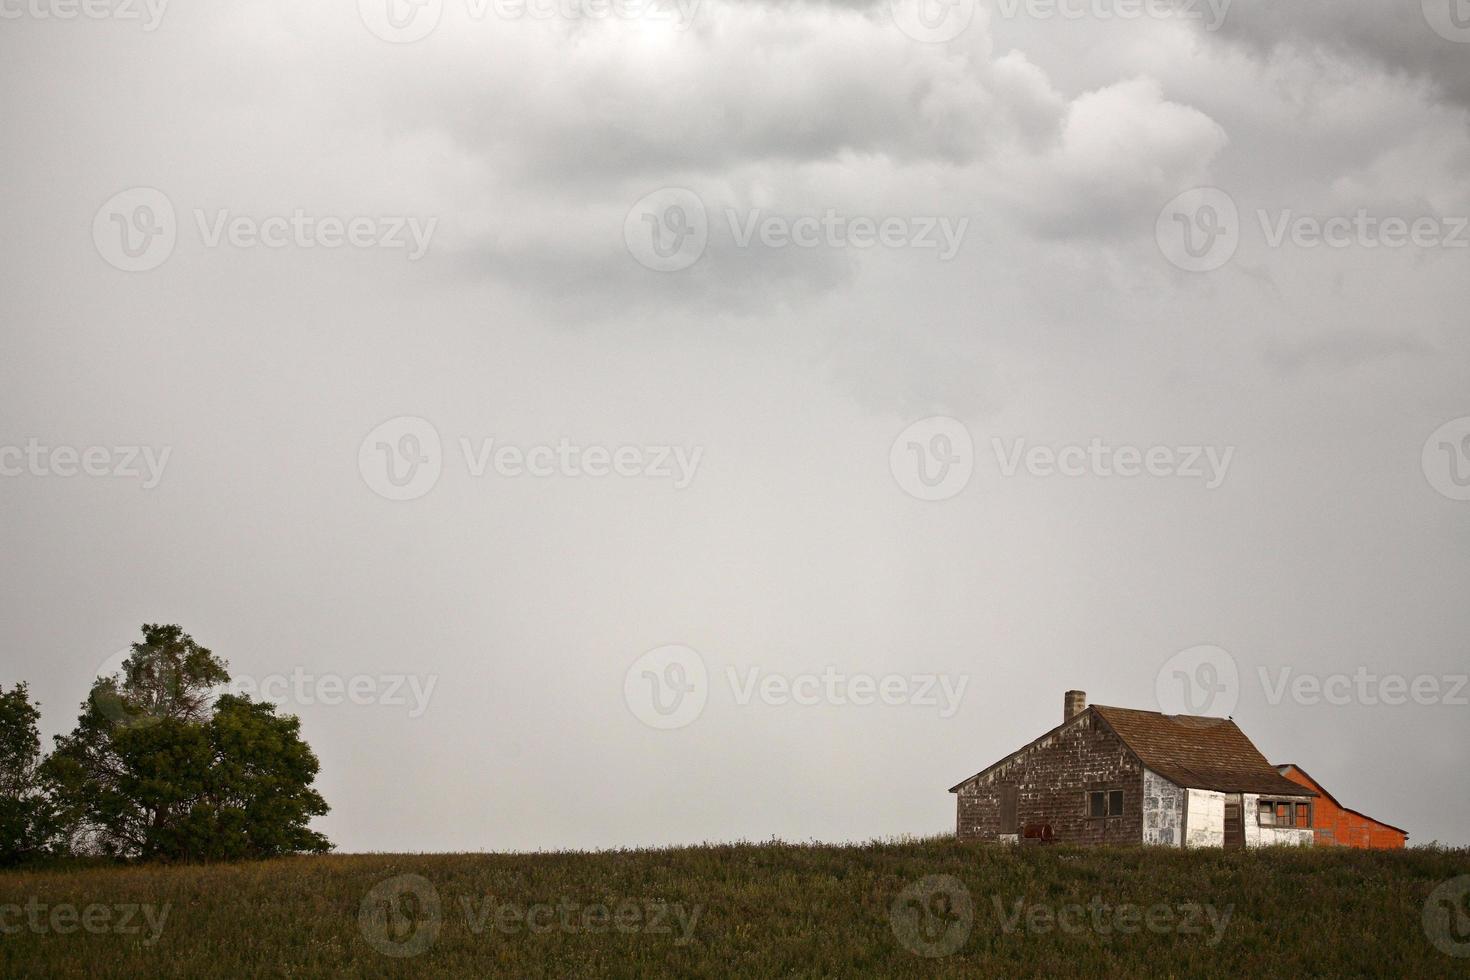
[1, 0, 1467, 851]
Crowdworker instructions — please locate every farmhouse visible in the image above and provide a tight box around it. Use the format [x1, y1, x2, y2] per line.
[950, 691, 1321, 848]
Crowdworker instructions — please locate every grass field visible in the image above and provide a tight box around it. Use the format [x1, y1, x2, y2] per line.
[2, 839, 1469, 977]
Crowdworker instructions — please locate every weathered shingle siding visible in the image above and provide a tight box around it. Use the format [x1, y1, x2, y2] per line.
[1142, 768, 1185, 847]
[955, 712, 1143, 845]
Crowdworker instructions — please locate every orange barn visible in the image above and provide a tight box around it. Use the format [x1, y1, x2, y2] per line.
[1275, 764, 1407, 849]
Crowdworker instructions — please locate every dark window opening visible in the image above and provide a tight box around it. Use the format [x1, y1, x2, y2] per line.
[1088, 790, 1124, 818]
[1257, 800, 1312, 828]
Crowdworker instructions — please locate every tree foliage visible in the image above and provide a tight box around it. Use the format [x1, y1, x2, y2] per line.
[0, 682, 56, 865]
[40, 624, 331, 861]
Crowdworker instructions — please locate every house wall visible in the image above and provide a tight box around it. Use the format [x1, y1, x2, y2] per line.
[1277, 767, 1407, 849]
[1142, 768, 1184, 847]
[1184, 789, 1226, 848]
[955, 711, 1143, 845]
[1242, 793, 1314, 847]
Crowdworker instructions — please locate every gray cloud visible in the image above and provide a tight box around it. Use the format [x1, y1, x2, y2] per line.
[1205, 0, 1470, 112]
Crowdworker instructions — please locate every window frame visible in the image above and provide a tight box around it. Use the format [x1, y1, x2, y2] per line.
[1087, 789, 1125, 819]
[1256, 799, 1312, 829]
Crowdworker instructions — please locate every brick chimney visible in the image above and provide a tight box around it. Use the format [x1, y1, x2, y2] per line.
[1064, 690, 1087, 723]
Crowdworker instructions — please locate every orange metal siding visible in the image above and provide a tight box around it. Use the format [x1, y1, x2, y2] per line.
[1278, 766, 1406, 850]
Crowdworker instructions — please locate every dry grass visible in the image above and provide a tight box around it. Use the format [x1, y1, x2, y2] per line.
[1, 839, 1468, 977]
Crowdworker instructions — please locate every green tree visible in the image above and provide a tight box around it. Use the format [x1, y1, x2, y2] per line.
[0, 682, 55, 865]
[44, 625, 332, 861]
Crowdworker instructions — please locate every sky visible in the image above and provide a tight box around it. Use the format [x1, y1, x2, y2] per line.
[0, 0, 1467, 851]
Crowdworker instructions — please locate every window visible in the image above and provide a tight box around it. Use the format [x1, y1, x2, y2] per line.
[1088, 790, 1124, 818]
[998, 785, 1018, 832]
[1257, 800, 1312, 828]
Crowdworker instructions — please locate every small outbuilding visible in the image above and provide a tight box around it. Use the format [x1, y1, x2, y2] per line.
[1274, 764, 1407, 849]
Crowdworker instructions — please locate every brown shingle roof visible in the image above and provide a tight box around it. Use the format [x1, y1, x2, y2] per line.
[1091, 705, 1313, 797]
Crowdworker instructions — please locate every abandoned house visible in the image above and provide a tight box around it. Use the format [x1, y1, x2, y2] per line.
[949, 690, 1346, 849]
